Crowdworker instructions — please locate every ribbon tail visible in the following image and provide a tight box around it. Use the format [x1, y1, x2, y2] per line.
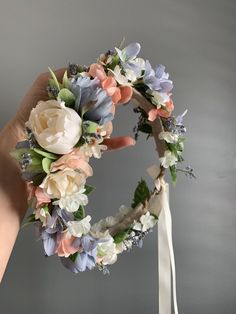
[158, 198, 171, 313]
[158, 183, 179, 314]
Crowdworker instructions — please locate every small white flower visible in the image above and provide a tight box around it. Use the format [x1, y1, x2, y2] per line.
[116, 205, 132, 220]
[133, 221, 142, 231]
[125, 68, 137, 82]
[34, 207, 50, 227]
[67, 215, 91, 237]
[109, 65, 130, 85]
[97, 236, 118, 265]
[80, 137, 107, 159]
[104, 216, 119, 227]
[116, 240, 132, 254]
[159, 150, 178, 168]
[159, 131, 179, 144]
[147, 90, 169, 109]
[133, 212, 157, 232]
[90, 221, 111, 239]
[115, 242, 126, 254]
[53, 186, 88, 212]
[90, 216, 118, 238]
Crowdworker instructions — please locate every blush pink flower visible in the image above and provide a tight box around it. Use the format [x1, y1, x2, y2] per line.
[148, 99, 174, 121]
[50, 148, 93, 177]
[56, 233, 81, 258]
[88, 63, 133, 105]
[35, 187, 51, 207]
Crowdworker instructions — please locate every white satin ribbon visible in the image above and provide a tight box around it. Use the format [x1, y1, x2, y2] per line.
[147, 165, 179, 314]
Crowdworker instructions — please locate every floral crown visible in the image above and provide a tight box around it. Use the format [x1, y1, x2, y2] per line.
[11, 42, 193, 300]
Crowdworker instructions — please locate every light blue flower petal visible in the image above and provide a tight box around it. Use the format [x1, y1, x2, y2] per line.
[155, 64, 165, 79]
[160, 81, 173, 93]
[81, 235, 97, 252]
[61, 257, 80, 273]
[124, 42, 141, 60]
[75, 252, 89, 271]
[42, 231, 57, 256]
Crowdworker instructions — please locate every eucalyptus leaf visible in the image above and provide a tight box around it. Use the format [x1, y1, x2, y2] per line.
[62, 70, 69, 88]
[57, 88, 75, 107]
[10, 148, 36, 161]
[33, 148, 58, 160]
[48, 67, 61, 91]
[42, 158, 53, 174]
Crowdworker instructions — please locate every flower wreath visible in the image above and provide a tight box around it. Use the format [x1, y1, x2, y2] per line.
[11, 41, 194, 277]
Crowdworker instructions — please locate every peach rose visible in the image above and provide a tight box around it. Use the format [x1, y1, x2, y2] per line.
[35, 187, 51, 207]
[88, 63, 133, 105]
[50, 148, 93, 177]
[40, 168, 86, 199]
[148, 99, 174, 121]
[56, 232, 81, 258]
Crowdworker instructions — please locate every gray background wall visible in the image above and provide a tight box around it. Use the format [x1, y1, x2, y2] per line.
[0, 0, 236, 313]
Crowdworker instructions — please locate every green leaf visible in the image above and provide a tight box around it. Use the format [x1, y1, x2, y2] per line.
[74, 205, 86, 220]
[57, 88, 75, 108]
[42, 158, 53, 174]
[21, 214, 37, 229]
[83, 121, 99, 134]
[131, 179, 150, 208]
[113, 230, 129, 244]
[169, 165, 177, 185]
[138, 123, 152, 134]
[69, 252, 78, 262]
[84, 184, 95, 195]
[107, 54, 120, 71]
[32, 172, 47, 186]
[10, 148, 37, 161]
[33, 148, 58, 160]
[62, 70, 69, 88]
[48, 67, 61, 91]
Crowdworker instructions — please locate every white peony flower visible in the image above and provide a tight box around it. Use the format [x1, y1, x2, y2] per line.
[80, 137, 107, 159]
[159, 131, 179, 144]
[97, 236, 118, 265]
[67, 215, 91, 237]
[40, 168, 86, 199]
[53, 187, 88, 212]
[26, 100, 82, 154]
[133, 212, 157, 232]
[159, 150, 178, 168]
[34, 207, 51, 227]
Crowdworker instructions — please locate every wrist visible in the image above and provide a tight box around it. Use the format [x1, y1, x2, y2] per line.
[0, 117, 26, 153]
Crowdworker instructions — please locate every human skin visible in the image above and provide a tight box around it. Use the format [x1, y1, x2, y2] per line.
[0, 69, 135, 282]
